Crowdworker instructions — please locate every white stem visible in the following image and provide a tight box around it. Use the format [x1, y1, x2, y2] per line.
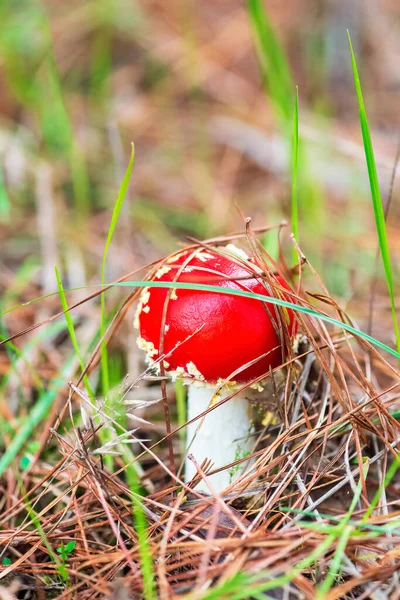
[184, 386, 253, 494]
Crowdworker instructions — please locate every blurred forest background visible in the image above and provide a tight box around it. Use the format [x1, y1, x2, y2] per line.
[1, 1, 400, 597]
[1, 0, 399, 344]
[0, 0, 399, 424]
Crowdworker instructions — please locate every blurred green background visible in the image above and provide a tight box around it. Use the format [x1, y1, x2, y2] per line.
[1, 0, 399, 359]
[1, 4, 400, 593]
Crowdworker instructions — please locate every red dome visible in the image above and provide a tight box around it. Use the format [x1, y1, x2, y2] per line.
[136, 248, 297, 384]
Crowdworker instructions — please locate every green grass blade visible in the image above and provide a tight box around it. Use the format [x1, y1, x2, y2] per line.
[2, 277, 400, 362]
[0, 352, 75, 477]
[247, 0, 293, 122]
[1, 256, 39, 310]
[316, 526, 351, 597]
[362, 452, 400, 522]
[114, 279, 400, 361]
[0, 319, 74, 401]
[0, 319, 100, 477]
[247, 1, 324, 261]
[0, 333, 44, 398]
[291, 86, 299, 264]
[55, 266, 94, 398]
[100, 143, 135, 396]
[16, 475, 64, 577]
[348, 32, 400, 357]
[39, 15, 91, 218]
[201, 534, 336, 599]
[175, 379, 187, 451]
[0, 166, 10, 222]
[316, 458, 369, 597]
[126, 468, 156, 600]
[281, 506, 400, 536]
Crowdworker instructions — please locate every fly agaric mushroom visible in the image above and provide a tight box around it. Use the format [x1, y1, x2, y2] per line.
[135, 245, 297, 493]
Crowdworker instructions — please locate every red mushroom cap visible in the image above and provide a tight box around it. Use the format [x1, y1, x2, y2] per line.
[136, 247, 297, 384]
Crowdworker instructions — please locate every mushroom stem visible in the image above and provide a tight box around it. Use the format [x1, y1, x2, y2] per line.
[185, 385, 253, 494]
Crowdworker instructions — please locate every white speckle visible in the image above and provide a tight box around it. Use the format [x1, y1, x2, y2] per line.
[168, 366, 189, 382]
[163, 360, 170, 369]
[133, 306, 141, 330]
[136, 336, 158, 358]
[196, 251, 214, 263]
[155, 266, 171, 279]
[226, 243, 264, 274]
[170, 288, 178, 300]
[186, 361, 205, 381]
[164, 324, 170, 333]
[168, 367, 207, 387]
[225, 244, 249, 261]
[167, 251, 189, 264]
[182, 267, 193, 272]
[140, 287, 150, 305]
[142, 305, 150, 314]
[193, 379, 207, 388]
[133, 286, 151, 329]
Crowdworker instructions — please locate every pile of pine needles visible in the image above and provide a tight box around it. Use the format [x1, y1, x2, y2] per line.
[1, 228, 400, 600]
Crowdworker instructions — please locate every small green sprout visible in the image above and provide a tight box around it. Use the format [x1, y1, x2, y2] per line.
[56, 540, 77, 561]
[56, 541, 76, 581]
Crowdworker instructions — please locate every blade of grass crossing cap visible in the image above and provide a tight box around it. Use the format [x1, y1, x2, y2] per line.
[100, 143, 135, 396]
[114, 280, 400, 361]
[292, 86, 299, 264]
[348, 32, 400, 360]
[55, 266, 94, 398]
